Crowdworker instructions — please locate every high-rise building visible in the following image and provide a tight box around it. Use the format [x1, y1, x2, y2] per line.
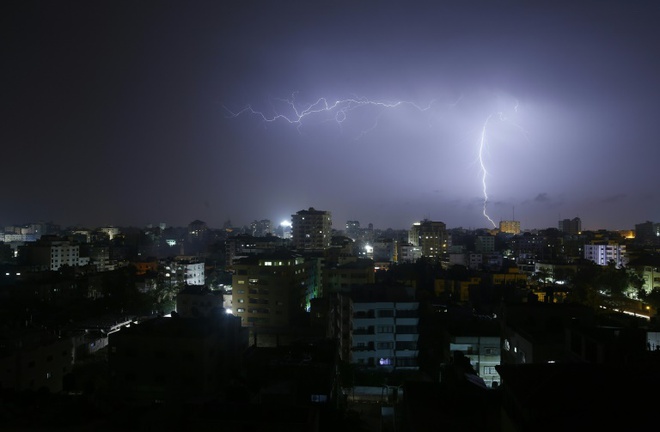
[291, 207, 332, 251]
[408, 219, 448, 260]
[475, 235, 495, 253]
[499, 220, 521, 235]
[558, 217, 582, 235]
[634, 221, 660, 245]
[351, 285, 419, 369]
[231, 250, 309, 328]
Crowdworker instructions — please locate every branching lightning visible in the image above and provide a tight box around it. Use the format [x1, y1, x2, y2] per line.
[224, 94, 437, 136]
[227, 93, 527, 228]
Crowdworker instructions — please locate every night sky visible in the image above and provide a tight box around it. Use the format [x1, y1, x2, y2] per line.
[4, 1, 660, 231]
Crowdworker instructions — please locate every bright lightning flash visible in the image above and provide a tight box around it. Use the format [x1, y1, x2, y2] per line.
[479, 114, 497, 228]
[227, 93, 527, 228]
[224, 94, 436, 134]
[478, 103, 529, 228]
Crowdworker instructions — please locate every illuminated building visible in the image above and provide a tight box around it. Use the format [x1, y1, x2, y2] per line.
[408, 219, 448, 261]
[291, 207, 332, 251]
[627, 255, 660, 294]
[584, 242, 628, 267]
[499, 220, 521, 235]
[98, 226, 120, 240]
[163, 256, 205, 286]
[446, 321, 501, 388]
[231, 250, 309, 329]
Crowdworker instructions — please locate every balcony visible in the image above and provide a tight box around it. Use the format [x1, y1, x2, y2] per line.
[353, 310, 375, 319]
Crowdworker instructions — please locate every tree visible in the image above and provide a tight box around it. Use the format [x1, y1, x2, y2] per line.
[596, 261, 645, 302]
[640, 288, 660, 316]
[566, 260, 602, 309]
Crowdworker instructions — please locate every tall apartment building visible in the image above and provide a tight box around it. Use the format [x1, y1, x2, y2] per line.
[584, 242, 628, 268]
[231, 250, 309, 328]
[475, 235, 495, 253]
[351, 285, 420, 369]
[499, 220, 521, 235]
[310, 292, 353, 362]
[635, 220, 660, 245]
[291, 207, 332, 251]
[559, 217, 582, 235]
[408, 219, 448, 261]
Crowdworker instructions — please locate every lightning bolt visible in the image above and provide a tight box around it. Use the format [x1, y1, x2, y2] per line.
[478, 103, 530, 228]
[226, 93, 526, 227]
[479, 114, 497, 228]
[224, 93, 437, 136]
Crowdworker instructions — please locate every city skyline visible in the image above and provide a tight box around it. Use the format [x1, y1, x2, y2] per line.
[1, 212, 647, 235]
[4, 1, 659, 231]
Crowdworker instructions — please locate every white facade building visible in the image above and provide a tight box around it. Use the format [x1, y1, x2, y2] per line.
[166, 257, 206, 287]
[50, 241, 81, 270]
[584, 243, 628, 267]
[18, 237, 83, 271]
[180, 260, 205, 286]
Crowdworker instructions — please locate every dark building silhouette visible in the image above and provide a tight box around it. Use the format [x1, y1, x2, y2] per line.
[558, 217, 582, 235]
